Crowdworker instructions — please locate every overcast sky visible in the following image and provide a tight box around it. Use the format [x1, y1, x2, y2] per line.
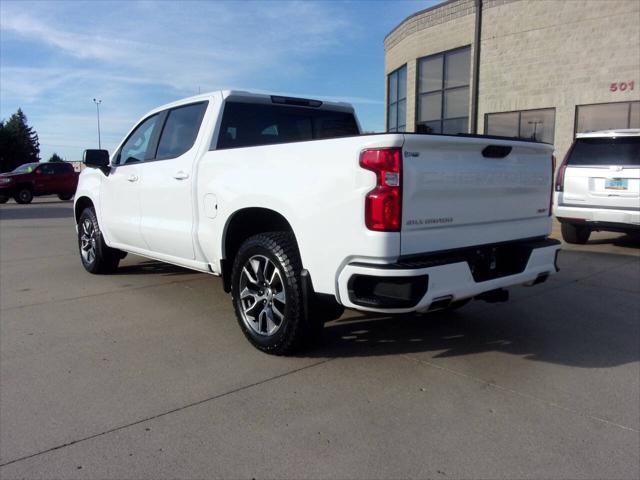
[0, 0, 438, 161]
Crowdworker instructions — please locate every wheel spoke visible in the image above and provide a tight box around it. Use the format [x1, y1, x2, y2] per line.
[271, 303, 284, 322]
[269, 267, 278, 285]
[273, 290, 286, 304]
[242, 266, 259, 285]
[250, 258, 265, 283]
[240, 286, 258, 300]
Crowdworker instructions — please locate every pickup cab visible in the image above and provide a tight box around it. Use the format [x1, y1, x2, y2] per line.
[75, 90, 560, 354]
[0, 162, 79, 204]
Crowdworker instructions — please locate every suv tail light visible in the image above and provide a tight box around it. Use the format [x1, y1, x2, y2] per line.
[555, 144, 574, 192]
[549, 154, 556, 216]
[360, 148, 402, 231]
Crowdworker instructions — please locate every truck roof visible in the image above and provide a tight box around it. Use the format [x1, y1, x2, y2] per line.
[147, 90, 355, 116]
[576, 129, 640, 138]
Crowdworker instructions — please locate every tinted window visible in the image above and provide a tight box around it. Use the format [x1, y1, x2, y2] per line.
[39, 164, 55, 174]
[51, 163, 71, 173]
[156, 102, 207, 160]
[117, 114, 160, 165]
[417, 47, 471, 134]
[13, 163, 38, 173]
[216, 102, 359, 150]
[576, 101, 639, 134]
[387, 65, 407, 132]
[567, 137, 640, 166]
[485, 108, 555, 144]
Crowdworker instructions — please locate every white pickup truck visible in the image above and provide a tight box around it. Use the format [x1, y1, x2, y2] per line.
[75, 90, 560, 354]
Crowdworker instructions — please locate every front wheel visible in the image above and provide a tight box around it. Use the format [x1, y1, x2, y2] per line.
[78, 207, 121, 274]
[231, 232, 310, 355]
[561, 222, 590, 244]
[58, 193, 73, 201]
[14, 188, 33, 204]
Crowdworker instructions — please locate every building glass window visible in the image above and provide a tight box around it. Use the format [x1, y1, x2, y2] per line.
[576, 101, 640, 134]
[416, 47, 471, 134]
[485, 108, 555, 144]
[387, 65, 407, 132]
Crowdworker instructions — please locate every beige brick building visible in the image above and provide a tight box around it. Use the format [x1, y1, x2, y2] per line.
[384, 0, 640, 160]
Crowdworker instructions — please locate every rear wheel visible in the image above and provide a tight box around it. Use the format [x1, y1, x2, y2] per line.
[78, 207, 121, 274]
[0, 195, 8, 204]
[561, 222, 590, 244]
[58, 193, 73, 201]
[231, 232, 312, 355]
[14, 188, 33, 204]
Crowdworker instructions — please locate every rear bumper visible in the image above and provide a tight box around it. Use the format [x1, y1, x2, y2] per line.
[336, 238, 560, 314]
[555, 205, 640, 228]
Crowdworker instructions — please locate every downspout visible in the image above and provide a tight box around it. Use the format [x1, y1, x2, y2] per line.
[470, 0, 483, 134]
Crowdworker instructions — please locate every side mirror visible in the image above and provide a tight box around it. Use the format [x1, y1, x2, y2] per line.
[83, 149, 110, 169]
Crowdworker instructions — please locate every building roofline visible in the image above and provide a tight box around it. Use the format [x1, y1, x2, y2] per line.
[384, 0, 455, 41]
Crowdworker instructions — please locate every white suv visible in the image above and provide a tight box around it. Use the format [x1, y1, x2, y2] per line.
[555, 129, 640, 244]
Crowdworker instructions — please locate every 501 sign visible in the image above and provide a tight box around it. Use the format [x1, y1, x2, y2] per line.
[610, 81, 635, 92]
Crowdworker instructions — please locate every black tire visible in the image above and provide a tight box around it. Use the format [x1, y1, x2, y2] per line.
[58, 193, 73, 201]
[0, 195, 8, 204]
[14, 187, 33, 204]
[561, 222, 590, 244]
[78, 207, 121, 274]
[231, 232, 312, 355]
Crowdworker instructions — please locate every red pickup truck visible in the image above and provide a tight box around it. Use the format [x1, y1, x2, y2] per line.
[0, 162, 79, 204]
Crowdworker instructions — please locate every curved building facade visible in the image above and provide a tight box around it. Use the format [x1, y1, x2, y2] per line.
[384, 0, 640, 159]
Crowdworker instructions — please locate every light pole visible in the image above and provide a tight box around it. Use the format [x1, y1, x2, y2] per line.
[528, 120, 542, 142]
[93, 98, 102, 149]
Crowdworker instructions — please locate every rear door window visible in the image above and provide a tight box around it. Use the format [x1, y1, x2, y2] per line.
[155, 102, 208, 160]
[51, 163, 71, 173]
[567, 137, 640, 166]
[216, 102, 359, 149]
[39, 164, 55, 174]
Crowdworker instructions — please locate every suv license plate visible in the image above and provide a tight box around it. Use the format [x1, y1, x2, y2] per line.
[605, 178, 628, 190]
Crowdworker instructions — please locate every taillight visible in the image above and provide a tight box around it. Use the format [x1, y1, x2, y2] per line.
[555, 144, 574, 193]
[549, 154, 556, 216]
[360, 147, 402, 232]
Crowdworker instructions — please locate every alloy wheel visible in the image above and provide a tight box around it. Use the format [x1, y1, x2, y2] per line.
[238, 255, 286, 336]
[80, 218, 97, 264]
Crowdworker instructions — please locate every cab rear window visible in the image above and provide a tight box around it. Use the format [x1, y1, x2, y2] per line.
[216, 102, 359, 150]
[567, 137, 640, 166]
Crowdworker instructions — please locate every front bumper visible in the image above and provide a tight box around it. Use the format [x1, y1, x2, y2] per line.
[337, 238, 560, 314]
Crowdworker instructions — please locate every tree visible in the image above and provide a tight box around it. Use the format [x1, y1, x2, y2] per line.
[0, 109, 40, 173]
[48, 153, 64, 162]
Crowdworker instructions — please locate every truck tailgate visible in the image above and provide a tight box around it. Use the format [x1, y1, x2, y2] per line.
[401, 135, 554, 256]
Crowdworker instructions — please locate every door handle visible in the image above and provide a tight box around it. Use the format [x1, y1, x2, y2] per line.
[127, 174, 139, 182]
[173, 171, 189, 180]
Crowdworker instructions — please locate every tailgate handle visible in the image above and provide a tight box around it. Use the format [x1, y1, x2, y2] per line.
[482, 145, 512, 158]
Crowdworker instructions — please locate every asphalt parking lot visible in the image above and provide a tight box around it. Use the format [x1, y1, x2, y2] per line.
[1, 198, 638, 479]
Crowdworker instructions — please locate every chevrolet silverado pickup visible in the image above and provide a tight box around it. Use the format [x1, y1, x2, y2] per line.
[0, 162, 78, 204]
[75, 90, 560, 354]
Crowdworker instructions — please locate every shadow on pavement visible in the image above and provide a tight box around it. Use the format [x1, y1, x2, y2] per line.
[0, 204, 74, 221]
[116, 260, 197, 277]
[586, 233, 640, 249]
[301, 306, 639, 369]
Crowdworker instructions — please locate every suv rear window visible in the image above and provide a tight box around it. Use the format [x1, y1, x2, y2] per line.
[216, 102, 359, 150]
[567, 137, 640, 166]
